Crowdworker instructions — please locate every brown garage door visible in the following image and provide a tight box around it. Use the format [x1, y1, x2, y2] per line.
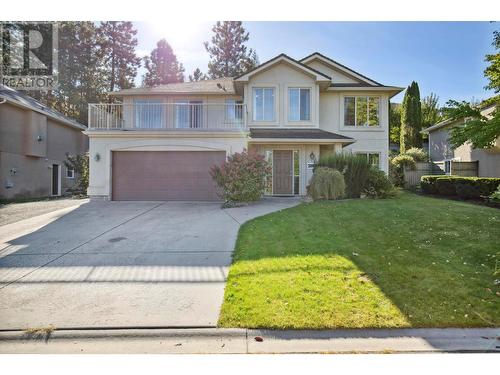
[112, 151, 225, 201]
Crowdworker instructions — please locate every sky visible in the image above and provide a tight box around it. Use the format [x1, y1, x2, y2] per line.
[134, 21, 498, 105]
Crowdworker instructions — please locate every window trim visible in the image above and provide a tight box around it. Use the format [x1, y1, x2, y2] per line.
[252, 87, 276, 122]
[341, 95, 382, 130]
[66, 168, 75, 179]
[288, 87, 311, 122]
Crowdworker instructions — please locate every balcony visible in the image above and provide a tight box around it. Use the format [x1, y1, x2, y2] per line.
[88, 102, 246, 131]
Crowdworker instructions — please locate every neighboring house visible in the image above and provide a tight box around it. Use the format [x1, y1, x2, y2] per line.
[86, 52, 403, 201]
[422, 102, 500, 177]
[0, 84, 88, 200]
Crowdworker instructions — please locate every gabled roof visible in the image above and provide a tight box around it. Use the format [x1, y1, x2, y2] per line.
[234, 53, 332, 83]
[300, 52, 382, 86]
[109, 78, 236, 96]
[0, 84, 86, 130]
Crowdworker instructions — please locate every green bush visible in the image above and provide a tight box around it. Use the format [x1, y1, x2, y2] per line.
[389, 154, 416, 187]
[308, 167, 345, 201]
[404, 148, 428, 162]
[317, 153, 371, 198]
[435, 177, 456, 196]
[490, 186, 500, 202]
[364, 168, 397, 198]
[420, 176, 500, 198]
[65, 152, 89, 195]
[210, 150, 271, 204]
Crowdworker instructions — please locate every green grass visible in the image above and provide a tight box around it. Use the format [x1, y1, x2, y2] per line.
[218, 192, 500, 329]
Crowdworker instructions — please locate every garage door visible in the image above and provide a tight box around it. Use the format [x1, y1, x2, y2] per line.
[112, 151, 225, 201]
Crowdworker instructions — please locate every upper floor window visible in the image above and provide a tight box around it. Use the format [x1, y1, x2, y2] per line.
[253, 87, 275, 121]
[134, 99, 164, 128]
[175, 100, 203, 128]
[288, 88, 311, 121]
[344, 96, 380, 127]
[225, 99, 244, 122]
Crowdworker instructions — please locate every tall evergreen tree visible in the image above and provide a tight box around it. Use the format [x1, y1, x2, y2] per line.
[142, 39, 184, 86]
[189, 68, 207, 82]
[204, 21, 259, 78]
[97, 21, 141, 93]
[389, 102, 401, 146]
[421, 92, 442, 129]
[400, 81, 423, 152]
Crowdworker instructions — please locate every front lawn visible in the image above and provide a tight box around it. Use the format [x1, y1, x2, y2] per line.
[218, 192, 500, 329]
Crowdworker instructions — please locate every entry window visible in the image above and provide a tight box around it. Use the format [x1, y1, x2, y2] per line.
[134, 99, 164, 128]
[66, 168, 75, 179]
[344, 96, 380, 127]
[288, 88, 311, 121]
[253, 88, 275, 121]
[293, 150, 300, 195]
[357, 152, 380, 169]
[175, 100, 203, 128]
[225, 99, 244, 122]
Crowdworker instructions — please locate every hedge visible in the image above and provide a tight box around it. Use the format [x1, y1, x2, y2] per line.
[420, 175, 500, 199]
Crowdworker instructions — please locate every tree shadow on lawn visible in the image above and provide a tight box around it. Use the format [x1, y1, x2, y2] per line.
[219, 193, 500, 329]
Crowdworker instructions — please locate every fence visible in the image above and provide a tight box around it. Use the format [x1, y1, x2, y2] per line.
[403, 161, 479, 189]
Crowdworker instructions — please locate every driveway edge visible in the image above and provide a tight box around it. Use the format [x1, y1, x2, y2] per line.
[0, 327, 498, 354]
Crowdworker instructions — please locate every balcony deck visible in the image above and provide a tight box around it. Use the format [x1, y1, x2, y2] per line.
[88, 103, 246, 131]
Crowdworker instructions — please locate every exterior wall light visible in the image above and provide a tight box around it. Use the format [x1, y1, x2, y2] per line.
[309, 152, 317, 164]
[94, 153, 101, 162]
[37, 135, 43, 142]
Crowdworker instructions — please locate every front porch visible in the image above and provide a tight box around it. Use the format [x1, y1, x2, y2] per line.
[248, 128, 355, 196]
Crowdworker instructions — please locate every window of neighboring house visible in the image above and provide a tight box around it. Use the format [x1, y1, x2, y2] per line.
[225, 99, 244, 122]
[134, 99, 164, 128]
[253, 87, 275, 121]
[175, 100, 203, 128]
[357, 152, 380, 169]
[288, 88, 311, 121]
[66, 168, 75, 179]
[344, 96, 380, 127]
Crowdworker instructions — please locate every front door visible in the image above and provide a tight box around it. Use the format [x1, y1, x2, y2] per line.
[51, 164, 59, 196]
[273, 150, 293, 195]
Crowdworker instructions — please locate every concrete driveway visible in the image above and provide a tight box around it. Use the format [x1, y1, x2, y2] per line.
[0, 199, 299, 330]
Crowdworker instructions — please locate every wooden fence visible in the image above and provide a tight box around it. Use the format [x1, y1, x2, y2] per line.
[403, 161, 478, 189]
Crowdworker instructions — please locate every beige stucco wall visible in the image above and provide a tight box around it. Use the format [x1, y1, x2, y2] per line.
[86, 132, 248, 199]
[0, 102, 88, 199]
[306, 60, 360, 84]
[318, 91, 390, 173]
[243, 62, 320, 128]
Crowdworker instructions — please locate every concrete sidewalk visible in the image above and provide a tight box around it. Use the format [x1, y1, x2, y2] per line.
[0, 328, 498, 354]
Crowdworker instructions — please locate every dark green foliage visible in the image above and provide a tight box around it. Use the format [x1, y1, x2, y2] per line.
[420, 176, 500, 198]
[389, 102, 401, 146]
[435, 177, 456, 196]
[189, 68, 208, 82]
[443, 99, 500, 149]
[364, 168, 396, 198]
[308, 168, 345, 201]
[204, 21, 259, 78]
[64, 152, 89, 194]
[317, 153, 372, 198]
[400, 81, 423, 152]
[97, 21, 141, 93]
[143, 39, 184, 86]
[421, 93, 442, 130]
[484, 30, 500, 93]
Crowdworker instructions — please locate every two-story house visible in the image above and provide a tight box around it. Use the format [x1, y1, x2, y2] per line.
[86, 53, 403, 201]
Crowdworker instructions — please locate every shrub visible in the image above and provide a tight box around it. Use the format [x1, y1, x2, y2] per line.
[389, 154, 416, 187]
[364, 168, 397, 198]
[435, 177, 457, 196]
[420, 175, 440, 194]
[308, 167, 345, 201]
[490, 186, 500, 202]
[404, 148, 428, 162]
[420, 176, 500, 198]
[210, 150, 271, 204]
[317, 153, 371, 198]
[64, 152, 89, 195]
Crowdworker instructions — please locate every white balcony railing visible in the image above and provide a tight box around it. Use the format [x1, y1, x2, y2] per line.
[88, 103, 246, 131]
